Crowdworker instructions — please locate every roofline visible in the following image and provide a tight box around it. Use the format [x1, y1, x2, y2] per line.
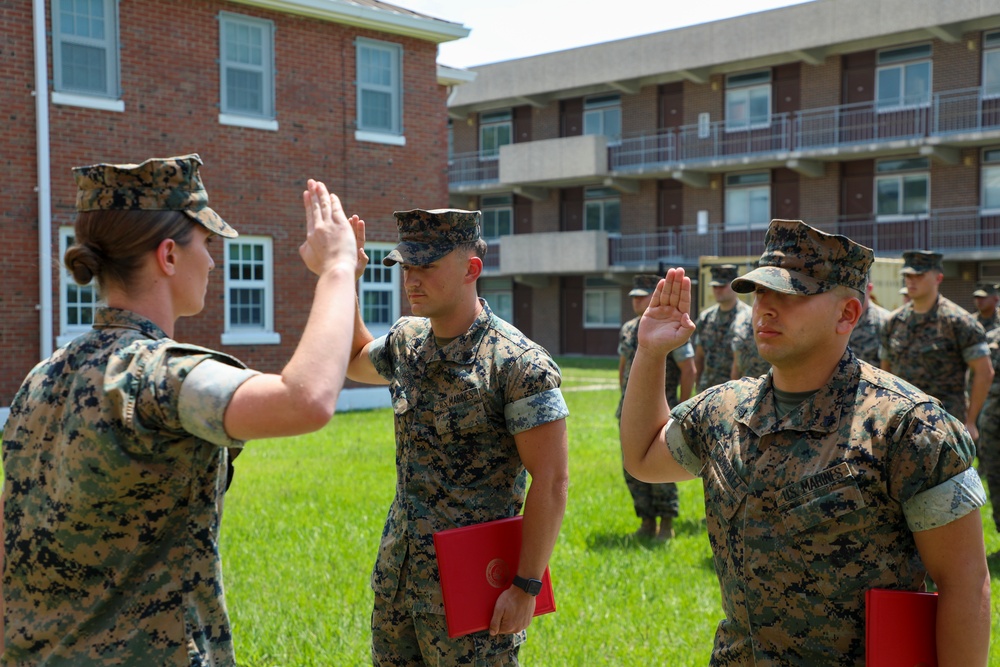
[229, 0, 470, 43]
[448, 0, 1000, 114]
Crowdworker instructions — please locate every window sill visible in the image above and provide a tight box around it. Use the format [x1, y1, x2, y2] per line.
[221, 331, 282, 346]
[51, 92, 125, 112]
[56, 330, 90, 347]
[219, 114, 279, 131]
[355, 130, 406, 146]
[874, 215, 930, 223]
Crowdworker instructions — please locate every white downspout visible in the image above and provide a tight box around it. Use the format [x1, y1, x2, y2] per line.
[34, 0, 53, 361]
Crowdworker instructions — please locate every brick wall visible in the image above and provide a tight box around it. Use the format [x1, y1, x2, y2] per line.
[2, 0, 449, 405]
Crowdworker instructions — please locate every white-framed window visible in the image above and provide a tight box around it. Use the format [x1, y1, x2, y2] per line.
[359, 244, 400, 338]
[356, 38, 404, 145]
[57, 227, 100, 346]
[982, 149, 1000, 212]
[876, 44, 932, 110]
[724, 172, 771, 230]
[219, 12, 276, 130]
[222, 236, 280, 345]
[479, 277, 514, 324]
[725, 70, 771, 132]
[481, 194, 513, 239]
[584, 187, 621, 234]
[479, 110, 512, 159]
[875, 157, 929, 220]
[583, 94, 622, 144]
[583, 277, 621, 328]
[52, 0, 121, 102]
[985, 32, 1000, 99]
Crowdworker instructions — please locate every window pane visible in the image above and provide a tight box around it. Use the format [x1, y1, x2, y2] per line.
[584, 202, 601, 231]
[604, 200, 620, 234]
[749, 87, 770, 124]
[986, 51, 1000, 97]
[62, 42, 107, 93]
[876, 178, 900, 215]
[901, 175, 928, 214]
[361, 90, 392, 131]
[727, 90, 748, 125]
[226, 68, 263, 114]
[749, 188, 770, 224]
[230, 288, 264, 326]
[584, 292, 603, 323]
[985, 167, 1000, 209]
[877, 67, 902, 107]
[583, 110, 603, 136]
[362, 291, 392, 325]
[903, 62, 930, 106]
[726, 189, 749, 225]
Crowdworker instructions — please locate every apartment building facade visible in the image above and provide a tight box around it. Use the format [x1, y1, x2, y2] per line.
[448, 0, 1000, 357]
[1, 0, 469, 417]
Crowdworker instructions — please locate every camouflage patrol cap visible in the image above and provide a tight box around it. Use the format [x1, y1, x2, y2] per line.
[731, 219, 873, 296]
[382, 208, 482, 267]
[709, 264, 739, 287]
[73, 154, 237, 238]
[629, 274, 660, 297]
[900, 250, 943, 275]
[973, 283, 999, 298]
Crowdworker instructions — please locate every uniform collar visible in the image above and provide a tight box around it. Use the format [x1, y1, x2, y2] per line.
[414, 298, 493, 366]
[93, 307, 168, 340]
[736, 348, 860, 437]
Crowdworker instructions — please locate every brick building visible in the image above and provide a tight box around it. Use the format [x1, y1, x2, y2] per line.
[1, 0, 469, 420]
[448, 0, 1000, 356]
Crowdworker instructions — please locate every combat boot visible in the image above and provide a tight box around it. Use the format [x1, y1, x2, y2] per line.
[634, 517, 657, 538]
[655, 516, 675, 541]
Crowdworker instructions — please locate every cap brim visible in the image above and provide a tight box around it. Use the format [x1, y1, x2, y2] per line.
[973, 291, 989, 297]
[709, 280, 729, 287]
[382, 241, 454, 267]
[899, 267, 928, 275]
[185, 207, 237, 238]
[731, 266, 826, 295]
[628, 288, 652, 297]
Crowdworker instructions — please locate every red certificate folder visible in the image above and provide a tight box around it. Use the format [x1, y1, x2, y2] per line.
[865, 588, 938, 667]
[433, 515, 556, 638]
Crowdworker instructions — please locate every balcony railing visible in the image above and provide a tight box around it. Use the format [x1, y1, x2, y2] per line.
[450, 85, 1000, 188]
[608, 207, 998, 267]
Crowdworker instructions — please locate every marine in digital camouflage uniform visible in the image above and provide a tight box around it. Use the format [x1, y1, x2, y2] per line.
[846, 282, 890, 365]
[617, 275, 695, 540]
[694, 264, 751, 391]
[2, 155, 360, 667]
[621, 220, 990, 666]
[729, 315, 771, 380]
[2, 156, 255, 666]
[972, 283, 1000, 332]
[976, 325, 1000, 532]
[347, 209, 569, 666]
[881, 250, 992, 430]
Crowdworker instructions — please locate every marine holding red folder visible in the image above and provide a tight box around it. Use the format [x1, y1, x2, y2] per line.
[346, 207, 570, 665]
[620, 221, 991, 665]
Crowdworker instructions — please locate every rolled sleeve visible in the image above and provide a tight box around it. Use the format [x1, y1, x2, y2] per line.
[963, 341, 990, 363]
[903, 467, 986, 532]
[665, 419, 704, 477]
[504, 388, 569, 435]
[178, 359, 260, 448]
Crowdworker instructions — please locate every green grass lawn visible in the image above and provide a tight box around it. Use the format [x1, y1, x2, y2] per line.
[221, 357, 1000, 666]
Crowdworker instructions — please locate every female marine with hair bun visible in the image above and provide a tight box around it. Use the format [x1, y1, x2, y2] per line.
[0, 155, 363, 666]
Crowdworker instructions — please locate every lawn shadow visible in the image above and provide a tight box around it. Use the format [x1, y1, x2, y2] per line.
[987, 550, 1000, 578]
[584, 518, 714, 571]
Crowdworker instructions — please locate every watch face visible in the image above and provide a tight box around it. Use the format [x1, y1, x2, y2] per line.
[526, 579, 543, 596]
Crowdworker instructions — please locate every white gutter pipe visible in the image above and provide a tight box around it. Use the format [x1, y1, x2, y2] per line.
[33, 0, 53, 360]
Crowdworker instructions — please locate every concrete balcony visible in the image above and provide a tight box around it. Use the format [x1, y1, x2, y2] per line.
[495, 230, 610, 276]
[498, 134, 609, 187]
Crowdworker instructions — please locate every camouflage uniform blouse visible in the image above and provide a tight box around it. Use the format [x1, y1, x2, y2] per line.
[368, 300, 568, 613]
[666, 351, 983, 666]
[1, 309, 257, 667]
[848, 301, 890, 365]
[616, 315, 695, 417]
[881, 296, 989, 421]
[977, 309, 1000, 333]
[695, 301, 751, 391]
[730, 316, 771, 380]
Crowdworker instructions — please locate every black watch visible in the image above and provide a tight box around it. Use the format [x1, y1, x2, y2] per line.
[512, 575, 543, 596]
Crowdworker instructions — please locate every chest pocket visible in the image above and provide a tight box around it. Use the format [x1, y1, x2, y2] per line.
[433, 387, 492, 446]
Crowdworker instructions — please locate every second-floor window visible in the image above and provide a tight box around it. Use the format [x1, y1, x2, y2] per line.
[726, 70, 771, 132]
[58, 227, 99, 346]
[480, 110, 512, 159]
[982, 149, 1000, 211]
[53, 0, 120, 98]
[724, 172, 771, 230]
[481, 194, 513, 239]
[876, 44, 932, 110]
[219, 13, 276, 120]
[584, 187, 621, 233]
[223, 237, 279, 345]
[985, 32, 1000, 98]
[360, 245, 399, 338]
[357, 38, 402, 138]
[584, 277, 621, 328]
[875, 157, 929, 219]
[584, 94, 622, 144]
